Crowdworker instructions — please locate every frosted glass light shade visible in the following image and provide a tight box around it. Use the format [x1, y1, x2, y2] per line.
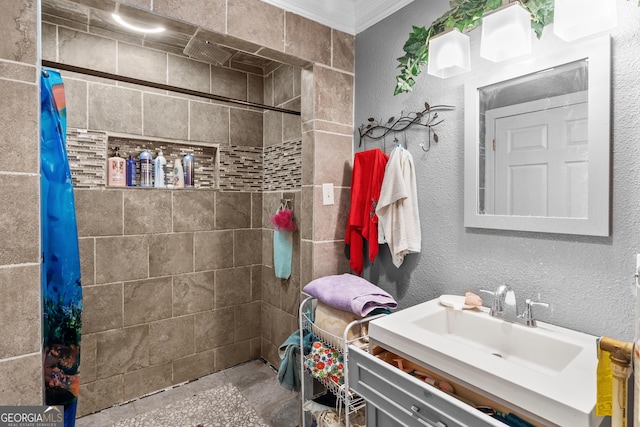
[553, 0, 617, 41]
[480, 3, 532, 62]
[427, 28, 471, 79]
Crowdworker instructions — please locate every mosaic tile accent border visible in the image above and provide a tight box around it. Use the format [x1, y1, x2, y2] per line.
[66, 129, 108, 189]
[218, 145, 263, 192]
[263, 139, 302, 191]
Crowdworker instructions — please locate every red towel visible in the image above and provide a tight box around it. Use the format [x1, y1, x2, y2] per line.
[345, 149, 389, 275]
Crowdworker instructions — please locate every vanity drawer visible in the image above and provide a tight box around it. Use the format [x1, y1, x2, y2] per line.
[347, 345, 504, 427]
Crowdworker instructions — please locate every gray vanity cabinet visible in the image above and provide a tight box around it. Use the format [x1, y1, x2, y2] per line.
[347, 345, 508, 427]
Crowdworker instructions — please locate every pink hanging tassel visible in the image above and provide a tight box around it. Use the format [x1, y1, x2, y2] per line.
[270, 208, 297, 232]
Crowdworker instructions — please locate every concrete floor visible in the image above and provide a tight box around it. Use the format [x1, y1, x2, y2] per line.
[75, 359, 300, 427]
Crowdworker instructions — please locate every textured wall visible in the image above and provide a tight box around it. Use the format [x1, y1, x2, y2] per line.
[355, 0, 640, 341]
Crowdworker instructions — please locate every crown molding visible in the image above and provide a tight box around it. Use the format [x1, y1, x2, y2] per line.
[354, 0, 416, 33]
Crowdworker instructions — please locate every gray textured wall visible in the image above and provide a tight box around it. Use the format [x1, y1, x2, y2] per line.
[354, 0, 640, 341]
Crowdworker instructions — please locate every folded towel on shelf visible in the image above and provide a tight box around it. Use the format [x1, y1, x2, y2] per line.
[277, 329, 312, 391]
[303, 274, 397, 316]
[313, 301, 369, 349]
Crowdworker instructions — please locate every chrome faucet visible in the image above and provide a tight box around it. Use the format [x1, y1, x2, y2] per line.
[487, 285, 518, 322]
[518, 299, 551, 327]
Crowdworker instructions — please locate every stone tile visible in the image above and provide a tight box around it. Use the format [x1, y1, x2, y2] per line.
[263, 73, 273, 106]
[172, 190, 215, 232]
[301, 131, 314, 187]
[88, 83, 143, 134]
[260, 337, 278, 368]
[313, 185, 349, 241]
[118, 42, 167, 84]
[82, 283, 123, 334]
[123, 362, 173, 401]
[58, 27, 117, 73]
[285, 13, 331, 66]
[251, 265, 262, 301]
[64, 77, 88, 129]
[263, 109, 282, 147]
[194, 230, 234, 271]
[0, 60, 36, 83]
[172, 349, 216, 384]
[153, 0, 225, 33]
[300, 240, 313, 288]
[149, 315, 195, 365]
[123, 190, 172, 235]
[333, 29, 355, 73]
[189, 101, 229, 144]
[314, 131, 353, 186]
[143, 93, 189, 140]
[313, 120, 353, 135]
[272, 309, 295, 348]
[194, 308, 234, 352]
[300, 185, 313, 240]
[223, 358, 273, 391]
[280, 274, 300, 317]
[240, 362, 297, 416]
[211, 66, 248, 101]
[261, 267, 280, 308]
[168, 54, 210, 93]
[77, 375, 124, 417]
[282, 98, 301, 142]
[214, 341, 251, 371]
[251, 192, 263, 229]
[80, 333, 97, 384]
[75, 189, 123, 237]
[4, 173, 40, 266]
[0, 1, 37, 64]
[314, 66, 354, 126]
[262, 229, 273, 269]
[234, 229, 262, 266]
[216, 192, 251, 229]
[173, 271, 215, 316]
[95, 325, 150, 379]
[264, 395, 300, 427]
[227, 0, 284, 52]
[95, 235, 149, 284]
[312, 241, 350, 279]
[0, 80, 38, 173]
[124, 277, 173, 326]
[230, 108, 263, 147]
[148, 233, 194, 277]
[260, 302, 274, 342]
[273, 64, 295, 107]
[0, 354, 42, 406]
[248, 73, 264, 105]
[215, 267, 252, 308]
[261, 192, 281, 229]
[250, 337, 262, 359]
[234, 301, 262, 341]
[0, 265, 40, 358]
[300, 67, 314, 124]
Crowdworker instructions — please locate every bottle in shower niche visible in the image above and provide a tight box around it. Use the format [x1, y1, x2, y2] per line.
[126, 155, 137, 187]
[154, 150, 167, 188]
[183, 153, 194, 188]
[107, 147, 126, 187]
[139, 149, 153, 188]
[173, 159, 185, 188]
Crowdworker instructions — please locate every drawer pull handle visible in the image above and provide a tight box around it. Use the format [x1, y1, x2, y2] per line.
[410, 405, 447, 427]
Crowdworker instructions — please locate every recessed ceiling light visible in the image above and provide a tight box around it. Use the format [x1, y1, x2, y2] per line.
[112, 13, 165, 34]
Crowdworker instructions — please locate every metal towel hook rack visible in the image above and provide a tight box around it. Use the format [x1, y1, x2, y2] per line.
[358, 102, 454, 152]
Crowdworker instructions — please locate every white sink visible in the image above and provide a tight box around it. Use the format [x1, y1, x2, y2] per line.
[368, 298, 600, 426]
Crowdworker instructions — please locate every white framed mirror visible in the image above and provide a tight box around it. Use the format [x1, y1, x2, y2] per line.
[464, 35, 611, 236]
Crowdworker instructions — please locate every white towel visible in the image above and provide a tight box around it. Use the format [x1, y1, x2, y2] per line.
[376, 146, 421, 267]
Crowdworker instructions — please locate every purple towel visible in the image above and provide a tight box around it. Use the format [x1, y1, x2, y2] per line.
[303, 274, 397, 316]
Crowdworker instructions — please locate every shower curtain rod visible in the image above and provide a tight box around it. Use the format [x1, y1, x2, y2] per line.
[42, 60, 301, 116]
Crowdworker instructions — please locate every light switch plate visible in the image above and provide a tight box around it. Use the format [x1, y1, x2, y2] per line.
[322, 183, 334, 205]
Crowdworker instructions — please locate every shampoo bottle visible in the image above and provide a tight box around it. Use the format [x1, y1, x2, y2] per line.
[173, 159, 185, 188]
[126, 155, 137, 187]
[139, 149, 152, 188]
[107, 147, 126, 187]
[183, 153, 194, 187]
[154, 150, 166, 188]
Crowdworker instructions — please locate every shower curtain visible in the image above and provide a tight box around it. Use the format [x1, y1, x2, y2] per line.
[41, 69, 82, 427]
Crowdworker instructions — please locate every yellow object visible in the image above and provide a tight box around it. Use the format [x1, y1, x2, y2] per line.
[596, 347, 612, 417]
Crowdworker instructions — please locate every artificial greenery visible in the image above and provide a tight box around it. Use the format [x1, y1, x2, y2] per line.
[394, 0, 630, 95]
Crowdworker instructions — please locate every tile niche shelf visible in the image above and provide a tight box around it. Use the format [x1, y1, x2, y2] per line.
[66, 128, 220, 190]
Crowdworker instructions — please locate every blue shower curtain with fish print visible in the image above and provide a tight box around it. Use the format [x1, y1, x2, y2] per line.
[41, 69, 82, 427]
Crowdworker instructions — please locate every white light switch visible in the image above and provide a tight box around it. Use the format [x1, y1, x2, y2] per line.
[322, 183, 334, 205]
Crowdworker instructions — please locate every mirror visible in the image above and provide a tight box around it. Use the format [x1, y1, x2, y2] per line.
[464, 35, 611, 236]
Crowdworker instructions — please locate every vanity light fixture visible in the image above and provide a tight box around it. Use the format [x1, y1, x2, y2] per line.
[553, 0, 617, 41]
[112, 13, 165, 34]
[427, 28, 471, 79]
[480, 1, 531, 62]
